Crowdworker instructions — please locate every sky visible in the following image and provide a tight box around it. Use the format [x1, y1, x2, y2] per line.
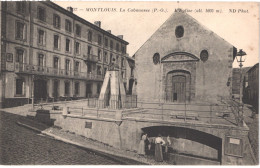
[55, 1, 259, 68]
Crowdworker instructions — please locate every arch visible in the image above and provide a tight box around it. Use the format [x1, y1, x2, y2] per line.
[161, 52, 199, 62]
[141, 125, 222, 162]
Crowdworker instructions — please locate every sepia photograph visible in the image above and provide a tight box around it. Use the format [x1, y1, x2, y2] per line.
[0, 1, 259, 165]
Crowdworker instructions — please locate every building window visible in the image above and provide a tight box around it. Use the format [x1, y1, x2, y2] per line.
[74, 61, 80, 72]
[121, 58, 124, 67]
[88, 31, 92, 41]
[16, 21, 26, 41]
[53, 57, 59, 69]
[66, 39, 70, 52]
[110, 40, 113, 50]
[97, 84, 101, 94]
[175, 25, 184, 38]
[65, 19, 72, 32]
[75, 24, 81, 37]
[87, 63, 92, 73]
[97, 66, 101, 75]
[54, 35, 59, 50]
[98, 49, 102, 61]
[153, 53, 160, 65]
[121, 71, 124, 78]
[16, 2, 26, 14]
[75, 82, 80, 95]
[104, 67, 107, 75]
[87, 46, 92, 56]
[38, 53, 44, 67]
[122, 46, 125, 54]
[104, 52, 108, 63]
[65, 59, 70, 75]
[53, 14, 60, 28]
[37, 7, 46, 22]
[110, 53, 113, 63]
[116, 55, 119, 64]
[38, 29, 45, 46]
[98, 35, 102, 45]
[116, 43, 119, 52]
[65, 81, 70, 96]
[16, 78, 24, 95]
[75, 42, 80, 54]
[16, 49, 24, 63]
[105, 38, 108, 47]
[200, 50, 209, 62]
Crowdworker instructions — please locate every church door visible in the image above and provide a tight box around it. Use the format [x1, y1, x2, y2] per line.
[172, 75, 186, 102]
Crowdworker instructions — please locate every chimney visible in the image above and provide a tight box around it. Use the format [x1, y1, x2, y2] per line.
[107, 30, 111, 33]
[117, 35, 123, 39]
[67, 6, 73, 13]
[94, 21, 101, 28]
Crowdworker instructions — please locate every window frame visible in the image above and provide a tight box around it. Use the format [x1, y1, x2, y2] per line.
[15, 21, 26, 41]
[65, 19, 72, 33]
[37, 28, 46, 46]
[88, 30, 92, 42]
[16, 1, 26, 14]
[75, 41, 81, 55]
[15, 78, 25, 97]
[53, 34, 60, 50]
[53, 14, 61, 29]
[37, 6, 46, 22]
[75, 24, 81, 37]
[65, 38, 71, 53]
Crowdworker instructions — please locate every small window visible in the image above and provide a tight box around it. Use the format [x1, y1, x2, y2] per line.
[98, 35, 102, 45]
[65, 19, 72, 32]
[110, 40, 113, 50]
[53, 14, 60, 28]
[75, 24, 81, 36]
[54, 35, 59, 50]
[16, 21, 26, 41]
[110, 53, 113, 63]
[200, 50, 209, 62]
[153, 53, 160, 65]
[38, 53, 44, 67]
[121, 58, 124, 67]
[66, 39, 70, 52]
[75, 82, 80, 95]
[98, 49, 102, 61]
[88, 31, 92, 41]
[38, 29, 45, 45]
[65, 81, 70, 96]
[87, 63, 92, 73]
[97, 66, 101, 75]
[74, 61, 80, 72]
[87, 46, 92, 55]
[105, 38, 108, 47]
[75, 42, 80, 54]
[16, 49, 24, 63]
[122, 46, 125, 54]
[116, 43, 119, 52]
[53, 57, 59, 69]
[16, 78, 24, 95]
[37, 7, 46, 22]
[16, 2, 26, 14]
[104, 52, 107, 63]
[175, 25, 184, 38]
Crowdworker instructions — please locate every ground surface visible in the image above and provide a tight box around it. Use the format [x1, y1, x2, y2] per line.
[0, 111, 143, 165]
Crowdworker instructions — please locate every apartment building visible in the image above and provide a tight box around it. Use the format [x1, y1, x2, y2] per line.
[0, 1, 129, 108]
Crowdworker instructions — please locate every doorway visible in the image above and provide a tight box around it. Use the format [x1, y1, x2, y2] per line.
[172, 75, 186, 102]
[53, 80, 59, 99]
[34, 79, 47, 99]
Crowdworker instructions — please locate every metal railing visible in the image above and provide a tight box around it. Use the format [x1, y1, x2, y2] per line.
[122, 101, 239, 126]
[14, 63, 103, 81]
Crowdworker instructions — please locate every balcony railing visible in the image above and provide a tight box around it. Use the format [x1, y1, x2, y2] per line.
[83, 54, 98, 63]
[14, 63, 104, 81]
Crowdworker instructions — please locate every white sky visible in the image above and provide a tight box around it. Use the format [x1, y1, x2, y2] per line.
[54, 1, 259, 68]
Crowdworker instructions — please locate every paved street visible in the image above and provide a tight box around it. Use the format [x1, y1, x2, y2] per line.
[0, 111, 142, 165]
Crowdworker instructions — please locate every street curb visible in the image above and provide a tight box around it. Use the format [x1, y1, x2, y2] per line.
[16, 121, 150, 165]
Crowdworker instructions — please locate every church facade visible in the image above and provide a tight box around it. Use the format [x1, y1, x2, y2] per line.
[135, 11, 237, 104]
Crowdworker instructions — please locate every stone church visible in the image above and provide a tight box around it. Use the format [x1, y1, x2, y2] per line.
[135, 10, 236, 103]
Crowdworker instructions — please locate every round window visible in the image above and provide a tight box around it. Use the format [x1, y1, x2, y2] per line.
[200, 50, 209, 62]
[153, 53, 160, 65]
[175, 26, 184, 38]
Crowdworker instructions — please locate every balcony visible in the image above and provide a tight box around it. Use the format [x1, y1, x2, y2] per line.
[83, 54, 98, 63]
[14, 63, 104, 81]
